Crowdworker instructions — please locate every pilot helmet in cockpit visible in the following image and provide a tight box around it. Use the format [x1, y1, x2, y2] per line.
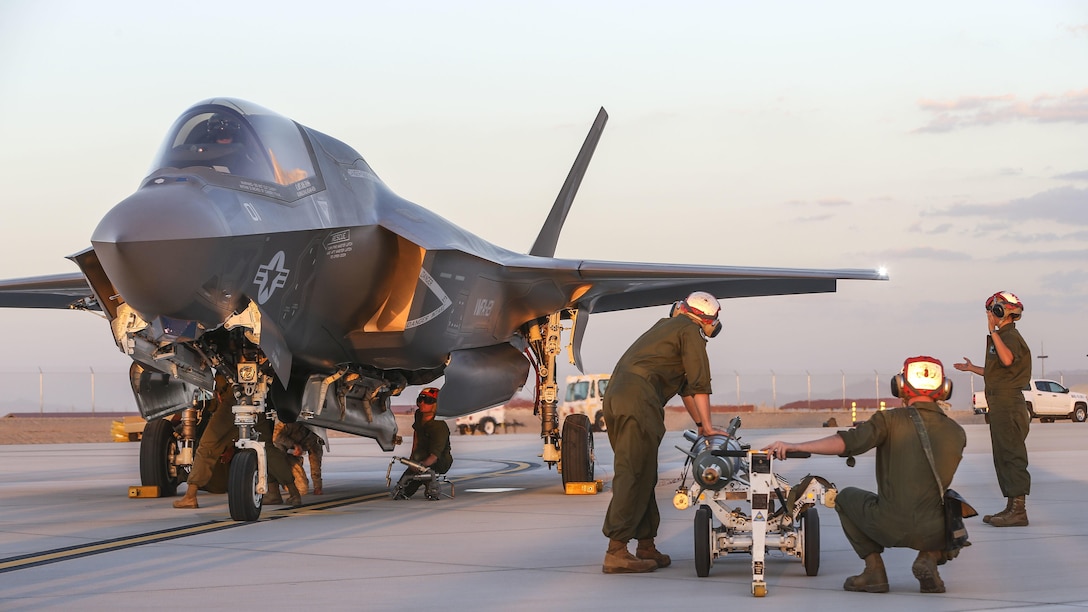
[206, 114, 242, 143]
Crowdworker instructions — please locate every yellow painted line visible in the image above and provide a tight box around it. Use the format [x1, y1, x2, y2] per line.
[0, 520, 247, 573]
[0, 459, 537, 572]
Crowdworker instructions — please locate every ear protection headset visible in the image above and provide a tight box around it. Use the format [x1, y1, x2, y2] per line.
[890, 355, 953, 401]
[670, 294, 723, 338]
[986, 291, 1023, 320]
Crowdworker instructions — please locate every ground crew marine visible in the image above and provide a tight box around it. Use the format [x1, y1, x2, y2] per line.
[601, 291, 726, 574]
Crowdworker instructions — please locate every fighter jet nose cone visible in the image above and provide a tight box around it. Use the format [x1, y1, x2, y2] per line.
[92, 183, 230, 322]
[92, 180, 230, 244]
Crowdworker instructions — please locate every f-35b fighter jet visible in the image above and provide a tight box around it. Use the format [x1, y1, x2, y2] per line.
[0, 99, 885, 520]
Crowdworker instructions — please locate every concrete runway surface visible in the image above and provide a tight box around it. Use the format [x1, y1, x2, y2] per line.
[1, 422, 1085, 611]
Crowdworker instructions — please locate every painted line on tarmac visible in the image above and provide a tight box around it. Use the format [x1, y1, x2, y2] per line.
[0, 459, 536, 573]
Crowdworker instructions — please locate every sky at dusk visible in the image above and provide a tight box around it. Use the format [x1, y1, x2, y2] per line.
[1, 1, 1086, 411]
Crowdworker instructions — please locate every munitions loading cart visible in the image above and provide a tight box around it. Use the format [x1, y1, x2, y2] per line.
[673, 417, 837, 597]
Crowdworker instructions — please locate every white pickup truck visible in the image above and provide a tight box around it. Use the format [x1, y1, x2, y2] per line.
[972, 379, 1088, 423]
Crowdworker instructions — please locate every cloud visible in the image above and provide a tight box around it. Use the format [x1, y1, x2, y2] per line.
[914, 89, 1088, 133]
[997, 248, 1088, 263]
[1064, 24, 1088, 38]
[908, 222, 954, 235]
[780, 198, 851, 222]
[1039, 268, 1088, 294]
[1054, 170, 1088, 181]
[939, 186, 1088, 225]
[871, 246, 972, 261]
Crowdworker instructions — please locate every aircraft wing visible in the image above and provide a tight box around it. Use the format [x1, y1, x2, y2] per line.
[567, 259, 886, 313]
[0, 272, 98, 309]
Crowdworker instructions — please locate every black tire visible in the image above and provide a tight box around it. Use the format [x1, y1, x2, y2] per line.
[560, 413, 594, 486]
[695, 504, 712, 577]
[458, 424, 470, 435]
[139, 418, 181, 497]
[594, 410, 607, 432]
[1026, 402, 1036, 421]
[801, 506, 820, 576]
[479, 417, 497, 436]
[1074, 405, 1087, 423]
[228, 448, 263, 521]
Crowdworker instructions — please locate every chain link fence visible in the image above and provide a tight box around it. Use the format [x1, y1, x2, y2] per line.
[2, 368, 1085, 416]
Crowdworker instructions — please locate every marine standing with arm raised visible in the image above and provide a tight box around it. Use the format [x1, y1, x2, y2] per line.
[601, 291, 728, 574]
[954, 291, 1031, 527]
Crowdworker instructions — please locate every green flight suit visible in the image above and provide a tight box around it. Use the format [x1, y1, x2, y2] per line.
[983, 323, 1032, 497]
[187, 377, 238, 491]
[602, 315, 712, 542]
[397, 416, 453, 498]
[835, 401, 966, 558]
[411, 418, 453, 474]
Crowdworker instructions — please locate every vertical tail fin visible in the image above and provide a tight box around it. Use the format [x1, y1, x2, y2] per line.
[529, 107, 608, 257]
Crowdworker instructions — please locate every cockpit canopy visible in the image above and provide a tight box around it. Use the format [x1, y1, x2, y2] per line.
[150, 98, 320, 200]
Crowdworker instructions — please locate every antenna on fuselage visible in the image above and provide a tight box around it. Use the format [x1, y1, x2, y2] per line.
[529, 107, 608, 258]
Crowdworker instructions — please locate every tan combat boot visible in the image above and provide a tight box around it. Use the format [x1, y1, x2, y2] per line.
[843, 552, 889, 593]
[983, 497, 1013, 524]
[636, 538, 672, 568]
[172, 486, 199, 509]
[283, 480, 302, 507]
[912, 550, 946, 593]
[263, 485, 284, 505]
[989, 495, 1027, 527]
[602, 540, 657, 574]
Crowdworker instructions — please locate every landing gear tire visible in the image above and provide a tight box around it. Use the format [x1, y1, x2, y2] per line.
[695, 504, 712, 577]
[228, 448, 262, 522]
[560, 413, 594, 486]
[594, 410, 607, 433]
[479, 417, 497, 436]
[801, 506, 820, 576]
[140, 418, 182, 497]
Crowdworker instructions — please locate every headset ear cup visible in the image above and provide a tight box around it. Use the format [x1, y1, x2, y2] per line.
[940, 378, 953, 401]
[991, 304, 1005, 318]
[707, 320, 722, 338]
[891, 374, 905, 398]
[669, 301, 681, 317]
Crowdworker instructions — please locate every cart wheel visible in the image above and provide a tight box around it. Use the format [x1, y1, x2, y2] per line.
[753, 583, 767, 597]
[801, 506, 820, 576]
[694, 504, 712, 577]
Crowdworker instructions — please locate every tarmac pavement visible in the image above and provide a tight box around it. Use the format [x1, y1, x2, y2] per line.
[1, 422, 1086, 611]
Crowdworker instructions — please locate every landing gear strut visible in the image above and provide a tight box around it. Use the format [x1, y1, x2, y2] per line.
[526, 310, 594, 487]
[227, 360, 272, 522]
